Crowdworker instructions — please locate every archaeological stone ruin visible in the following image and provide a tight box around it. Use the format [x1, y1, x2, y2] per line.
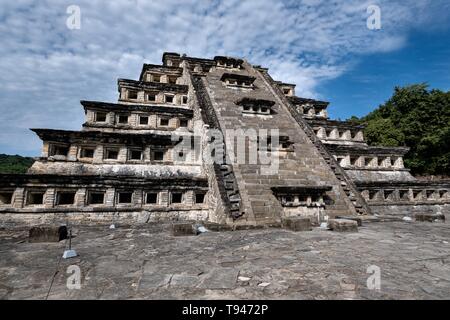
[0, 52, 449, 227]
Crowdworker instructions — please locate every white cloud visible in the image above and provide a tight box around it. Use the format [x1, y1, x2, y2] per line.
[0, 0, 448, 154]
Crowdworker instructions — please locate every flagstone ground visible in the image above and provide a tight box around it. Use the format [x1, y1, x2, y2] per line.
[0, 220, 449, 300]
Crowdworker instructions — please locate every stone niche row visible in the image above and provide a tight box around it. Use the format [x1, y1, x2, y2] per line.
[334, 155, 405, 169]
[85, 109, 192, 130]
[119, 89, 188, 106]
[279, 194, 327, 208]
[298, 106, 328, 119]
[223, 78, 254, 89]
[0, 187, 208, 209]
[314, 127, 364, 142]
[43, 142, 198, 165]
[360, 188, 450, 203]
[221, 74, 256, 89]
[142, 72, 181, 85]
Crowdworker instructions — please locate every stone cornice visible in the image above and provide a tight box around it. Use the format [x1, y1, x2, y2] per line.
[30, 128, 183, 145]
[118, 78, 188, 93]
[139, 63, 183, 81]
[355, 180, 450, 189]
[288, 96, 329, 109]
[326, 144, 410, 156]
[306, 118, 366, 130]
[80, 100, 193, 117]
[0, 174, 208, 189]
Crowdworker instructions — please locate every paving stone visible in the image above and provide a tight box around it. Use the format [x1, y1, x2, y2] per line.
[217, 255, 245, 267]
[138, 273, 172, 290]
[2, 222, 450, 299]
[199, 268, 238, 289]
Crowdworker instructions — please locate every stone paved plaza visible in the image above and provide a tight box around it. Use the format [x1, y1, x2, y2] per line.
[1, 220, 449, 300]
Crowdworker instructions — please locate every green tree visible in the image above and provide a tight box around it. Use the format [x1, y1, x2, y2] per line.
[350, 84, 450, 176]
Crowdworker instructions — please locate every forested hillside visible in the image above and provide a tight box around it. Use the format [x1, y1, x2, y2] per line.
[0, 154, 34, 174]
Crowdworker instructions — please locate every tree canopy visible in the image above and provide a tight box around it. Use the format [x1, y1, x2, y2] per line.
[0, 154, 34, 174]
[350, 84, 450, 176]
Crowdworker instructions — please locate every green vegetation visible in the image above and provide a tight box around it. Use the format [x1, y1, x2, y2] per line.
[349, 84, 450, 176]
[0, 154, 34, 174]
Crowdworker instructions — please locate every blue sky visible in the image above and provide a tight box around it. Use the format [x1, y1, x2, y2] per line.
[0, 0, 449, 156]
[323, 30, 450, 120]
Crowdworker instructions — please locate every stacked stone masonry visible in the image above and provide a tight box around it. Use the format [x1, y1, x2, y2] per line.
[1, 52, 449, 226]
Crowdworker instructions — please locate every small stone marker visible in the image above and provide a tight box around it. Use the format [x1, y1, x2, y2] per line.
[29, 225, 68, 243]
[327, 219, 358, 232]
[415, 213, 445, 223]
[62, 249, 77, 259]
[282, 217, 312, 232]
[172, 222, 197, 236]
[62, 229, 77, 259]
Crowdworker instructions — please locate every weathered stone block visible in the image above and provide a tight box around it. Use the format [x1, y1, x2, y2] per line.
[203, 222, 232, 232]
[282, 217, 312, 232]
[327, 219, 358, 232]
[29, 225, 68, 243]
[172, 222, 196, 236]
[336, 215, 363, 226]
[415, 213, 445, 223]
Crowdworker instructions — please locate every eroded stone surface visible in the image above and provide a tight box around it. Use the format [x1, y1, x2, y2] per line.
[415, 213, 446, 223]
[1, 221, 450, 299]
[328, 219, 358, 233]
[282, 217, 312, 232]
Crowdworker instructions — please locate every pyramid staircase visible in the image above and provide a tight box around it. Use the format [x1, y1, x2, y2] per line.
[257, 69, 371, 216]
